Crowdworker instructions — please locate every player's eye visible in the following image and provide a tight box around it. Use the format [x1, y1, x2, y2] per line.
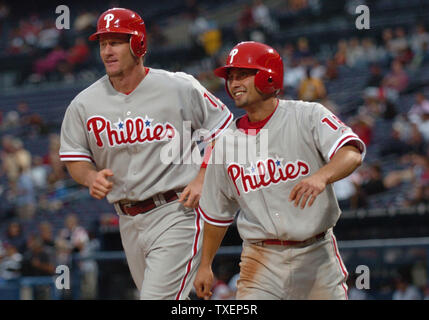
[239, 72, 248, 79]
[232, 72, 249, 81]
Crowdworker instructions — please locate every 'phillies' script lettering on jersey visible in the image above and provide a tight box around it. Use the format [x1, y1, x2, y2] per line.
[227, 158, 310, 196]
[87, 115, 176, 147]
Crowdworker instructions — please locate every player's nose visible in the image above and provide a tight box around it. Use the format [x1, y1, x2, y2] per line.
[101, 44, 114, 57]
[228, 77, 243, 90]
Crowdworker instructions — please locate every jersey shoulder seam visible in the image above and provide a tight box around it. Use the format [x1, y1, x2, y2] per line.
[72, 75, 109, 104]
[148, 68, 197, 90]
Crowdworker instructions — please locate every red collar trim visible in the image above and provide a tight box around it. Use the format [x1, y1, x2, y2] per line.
[124, 67, 150, 95]
[236, 99, 279, 135]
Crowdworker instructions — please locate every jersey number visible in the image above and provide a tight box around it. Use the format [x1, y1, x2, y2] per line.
[321, 115, 345, 131]
[204, 92, 225, 110]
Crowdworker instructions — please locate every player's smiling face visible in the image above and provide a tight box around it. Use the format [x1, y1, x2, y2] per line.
[227, 68, 261, 108]
[99, 33, 137, 77]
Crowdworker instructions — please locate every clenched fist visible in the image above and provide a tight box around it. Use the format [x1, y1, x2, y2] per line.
[87, 168, 114, 199]
[194, 265, 214, 300]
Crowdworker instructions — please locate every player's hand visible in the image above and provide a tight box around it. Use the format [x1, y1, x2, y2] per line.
[179, 171, 204, 208]
[87, 169, 114, 200]
[194, 265, 214, 300]
[288, 173, 328, 209]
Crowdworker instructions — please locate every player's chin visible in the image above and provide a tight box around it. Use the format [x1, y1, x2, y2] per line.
[106, 70, 123, 78]
[105, 66, 122, 77]
[233, 97, 247, 108]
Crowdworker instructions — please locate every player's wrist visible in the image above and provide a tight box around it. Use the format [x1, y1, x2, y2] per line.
[196, 166, 206, 181]
[84, 170, 98, 188]
[199, 258, 214, 268]
[313, 167, 332, 185]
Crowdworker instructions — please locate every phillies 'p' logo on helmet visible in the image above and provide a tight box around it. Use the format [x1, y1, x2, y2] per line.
[89, 8, 147, 58]
[214, 41, 284, 97]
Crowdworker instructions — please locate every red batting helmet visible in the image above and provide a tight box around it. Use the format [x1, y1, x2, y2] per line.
[89, 8, 147, 58]
[214, 41, 284, 96]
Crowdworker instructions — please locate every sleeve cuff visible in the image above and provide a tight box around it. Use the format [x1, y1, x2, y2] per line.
[196, 205, 234, 227]
[59, 152, 94, 163]
[203, 112, 233, 143]
[328, 134, 366, 161]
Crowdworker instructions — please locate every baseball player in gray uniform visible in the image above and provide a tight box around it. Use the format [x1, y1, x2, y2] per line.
[59, 8, 232, 299]
[193, 41, 365, 300]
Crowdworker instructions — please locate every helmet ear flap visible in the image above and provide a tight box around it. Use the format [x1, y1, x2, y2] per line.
[254, 70, 276, 95]
[129, 33, 146, 58]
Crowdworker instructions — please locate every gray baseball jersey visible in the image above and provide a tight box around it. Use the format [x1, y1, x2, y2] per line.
[59, 68, 232, 300]
[60, 68, 233, 202]
[197, 99, 366, 242]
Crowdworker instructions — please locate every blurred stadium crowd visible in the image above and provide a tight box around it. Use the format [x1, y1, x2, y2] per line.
[0, 0, 429, 300]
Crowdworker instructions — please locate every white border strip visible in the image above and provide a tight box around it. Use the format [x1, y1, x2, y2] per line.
[196, 206, 234, 227]
[175, 209, 202, 300]
[59, 151, 94, 162]
[328, 134, 366, 160]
